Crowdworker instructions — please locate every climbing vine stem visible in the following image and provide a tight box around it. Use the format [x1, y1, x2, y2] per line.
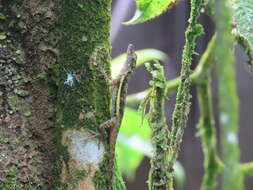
[196, 36, 223, 190]
[168, 0, 204, 184]
[197, 75, 223, 190]
[214, 0, 244, 189]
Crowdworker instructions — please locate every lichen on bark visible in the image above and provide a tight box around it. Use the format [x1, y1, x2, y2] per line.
[1, 0, 121, 189]
[0, 0, 59, 189]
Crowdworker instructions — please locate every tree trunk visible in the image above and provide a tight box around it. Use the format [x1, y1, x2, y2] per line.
[0, 0, 122, 189]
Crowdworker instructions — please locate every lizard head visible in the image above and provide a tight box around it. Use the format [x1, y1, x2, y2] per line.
[126, 44, 137, 71]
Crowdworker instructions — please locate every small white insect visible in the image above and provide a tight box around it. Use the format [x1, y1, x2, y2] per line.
[64, 73, 75, 86]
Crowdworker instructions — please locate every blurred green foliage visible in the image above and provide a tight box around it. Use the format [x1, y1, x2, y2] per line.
[123, 0, 180, 25]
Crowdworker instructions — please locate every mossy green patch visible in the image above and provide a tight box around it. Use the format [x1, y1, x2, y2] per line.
[55, 1, 115, 188]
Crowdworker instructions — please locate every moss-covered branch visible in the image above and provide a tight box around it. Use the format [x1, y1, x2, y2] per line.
[144, 62, 170, 190]
[214, 0, 244, 189]
[126, 35, 216, 108]
[194, 35, 223, 190]
[197, 72, 223, 190]
[167, 0, 204, 187]
[235, 35, 253, 73]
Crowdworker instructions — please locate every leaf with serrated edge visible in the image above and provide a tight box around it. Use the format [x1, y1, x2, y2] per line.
[124, 0, 180, 25]
[230, 0, 253, 63]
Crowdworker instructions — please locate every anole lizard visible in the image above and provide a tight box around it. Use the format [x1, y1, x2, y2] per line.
[100, 44, 137, 190]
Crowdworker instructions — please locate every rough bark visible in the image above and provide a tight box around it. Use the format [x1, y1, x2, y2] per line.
[0, 0, 120, 189]
[0, 0, 59, 189]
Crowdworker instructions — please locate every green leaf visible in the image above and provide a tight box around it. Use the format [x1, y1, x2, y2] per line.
[119, 108, 151, 138]
[111, 49, 168, 79]
[230, 0, 253, 64]
[123, 0, 180, 25]
[116, 108, 186, 188]
[116, 108, 151, 179]
[116, 136, 152, 179]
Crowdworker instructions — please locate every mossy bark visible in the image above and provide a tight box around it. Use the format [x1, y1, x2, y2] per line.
[0, 0, 59, 189]
[55, 1, 113, 190]
[0, 0, 123, 190]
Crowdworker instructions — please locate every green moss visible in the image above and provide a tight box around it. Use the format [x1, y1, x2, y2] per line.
[0, 166, 41, 190]
[55, 1, 113, 188]
[69, 168, 88, 189]
[144, 63, 170, 190]
[1, 0, 120, 189]
[0, 0, 20, 31]
[56, 0, 111, 129]
[7, 95, 30, 114]
[52, 130, 70, 189]
[170, 0, 204, 176]
[93, 159, 110, 190]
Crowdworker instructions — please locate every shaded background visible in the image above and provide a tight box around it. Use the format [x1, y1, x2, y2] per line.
[110, 1, 253, 189]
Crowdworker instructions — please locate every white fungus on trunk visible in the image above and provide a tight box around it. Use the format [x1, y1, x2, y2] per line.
[62, 129, 105, 170]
